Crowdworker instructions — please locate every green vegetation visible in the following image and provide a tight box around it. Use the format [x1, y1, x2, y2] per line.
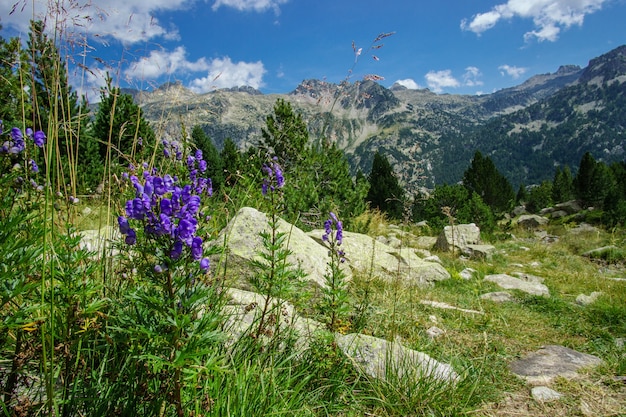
[1, 16, 625, 417]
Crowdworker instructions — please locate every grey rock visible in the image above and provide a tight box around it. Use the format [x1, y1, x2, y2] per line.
[415, 236, 438, 249]
[568, 223, 599, 235]
[223, 288, 321, 351]
[420, 300, 483, 315]
[423, 255, 442, 264]
[336, 333, 458, 383]
[309, 230, 450, 287]
[414, 248, 432, 258]
[426, 326, 445, 339]
[510, 345, 604, 385]
[415, 220, 429, 228]
[517, 214, 549, 229]
[211, 207, 351, 289]
[459, 267, 477, 280]
[484, 273, 550, 297]
[511, 205, 527, 217]
[531, 386, 563, 402]
[435, 223, 481, 252]
[78, 226, 120, 256]
[480, 291, 515, 303]
[582, 245, 619, 259]
[462, 244, 496, 259]
[575, 291, 603, 306]
[386, 236, 403, 248]
[549, 210, 568, 219]
[511, 272, 545, 283]
[555, 200, 583, 214]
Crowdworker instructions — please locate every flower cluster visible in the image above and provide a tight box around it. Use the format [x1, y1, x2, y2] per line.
[162, 139, 182, 160]
[0, 124, 46, 155]
[323, 212, 345, 262]
[118, 150, 213, 271]
[261, 158, 285, 195]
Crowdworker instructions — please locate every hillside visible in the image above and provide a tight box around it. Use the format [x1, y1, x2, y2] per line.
[135, 45, 626, 194]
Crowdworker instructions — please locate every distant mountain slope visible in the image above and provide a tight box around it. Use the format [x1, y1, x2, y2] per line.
[133, 45, 626, 194]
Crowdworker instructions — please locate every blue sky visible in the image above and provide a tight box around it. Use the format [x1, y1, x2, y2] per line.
[1, 0, 625, 100]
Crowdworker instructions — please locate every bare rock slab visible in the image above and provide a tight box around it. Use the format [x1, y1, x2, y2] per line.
[336, 333, 458, 383]
[510, 345, 604, 385]
[484, 273, 550, 297]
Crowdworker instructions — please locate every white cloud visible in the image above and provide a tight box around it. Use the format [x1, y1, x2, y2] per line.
[189, 57, 266, 92]
[0, 0, 194, 44]
[499, 64, 527, 79]
[463, 66, 483, 87]
[461, 0, 607, 42]
[425, 70, 460, 93]
[395, 78, 421, 89]
[211, 0, 289, 13]
[125, 47, 210, 80]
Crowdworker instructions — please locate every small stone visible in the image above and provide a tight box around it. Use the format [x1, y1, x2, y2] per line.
[575, 291, 603, 306]
[459, 268, 477, 280]
[481, 291, 514, 303]
[531, 386, 562, 402]
[426, 326, 445, 339]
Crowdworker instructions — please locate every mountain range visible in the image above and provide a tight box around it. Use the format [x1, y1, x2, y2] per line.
[132, 44, 626, 195]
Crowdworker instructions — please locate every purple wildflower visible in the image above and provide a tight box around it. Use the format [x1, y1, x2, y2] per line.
[33, 131, 45, 147]
[29, 159, 39, 173]
[200, 257, 210, 271]
[191, 236, 203, 260]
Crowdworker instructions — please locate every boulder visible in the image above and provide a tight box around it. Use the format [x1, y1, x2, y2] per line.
[575, 291, 603, 306]
[462, 244, 496, 259]
[509, 345, 604, 385]
[210, 207, 351, 289]
[511, 205, 527, 217]
[223, 288, 322, 351]
[555, 200, 583, 214]
[517, 214, 549, 229]
[308, 230, 450, 287]
[336, 333, 458, 383]
[484, 273, 550, 297]
[434, 223, 481, 252]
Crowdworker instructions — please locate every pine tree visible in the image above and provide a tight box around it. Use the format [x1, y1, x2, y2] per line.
[366, 151, 405, 220]
[261, 98, 308, 168]
[220, 137, 241, 187]
[92, 76, 156, 165]
[0, 30, 30, 127]
[552, 166, 574, 204]
[462, 150, 514, 214]
[574, 152, 614, 208]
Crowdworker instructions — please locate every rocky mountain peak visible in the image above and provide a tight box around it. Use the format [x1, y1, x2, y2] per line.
[579, 44, 626, 84]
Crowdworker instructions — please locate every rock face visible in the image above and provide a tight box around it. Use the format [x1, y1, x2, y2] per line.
[509, 345, 604, 385]
[210, 207, 351, 289]
[517, 214, 549, 229]
[308, 230, 450, 287]
[336, 333, 458, 383]
[434, 223, 481, 252]
[484, 273, 550, 297]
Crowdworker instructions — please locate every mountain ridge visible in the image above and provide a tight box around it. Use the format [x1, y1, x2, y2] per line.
[133, 44, 626, 194]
